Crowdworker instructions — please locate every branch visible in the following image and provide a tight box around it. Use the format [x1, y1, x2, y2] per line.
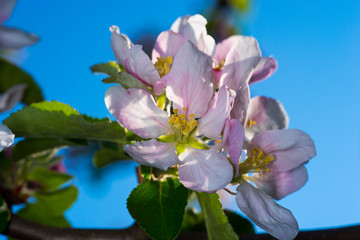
[2, 215, 360, 240]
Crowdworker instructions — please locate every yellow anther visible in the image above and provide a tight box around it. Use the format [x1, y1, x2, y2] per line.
[168, 108, 198, 142]
[189, 114, 195, 118]
[238, 147, 275, 175]
[154, 56, 173, 77]
[247, 118, 257, 128]
[214, 59, 225, 71]
[183, 107, 187, 111]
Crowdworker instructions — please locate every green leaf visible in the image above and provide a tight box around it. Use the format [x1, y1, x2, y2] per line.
[182, 208, 206, 232]
[4, 101, 126, 143]
[224, 210, 254, 235]
[0, 197, 10, 232]
[93, 148, 129, 168]
[26, 167, 73, 191]
[196, 192, 238, 240]
[102, 72, 149, 90]
[140, 166, 152, 181]
[12, 138, 85, 162]
[90, 61, 122, 76]
[127, 178, 189, 240]
[34, 186, 78, 215]
[0, 57, 43, 105]
[17, 203, 70, 228]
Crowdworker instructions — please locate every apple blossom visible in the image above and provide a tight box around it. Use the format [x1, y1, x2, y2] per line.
[0, 124, 14, 151]
[105, 41, 235, 193]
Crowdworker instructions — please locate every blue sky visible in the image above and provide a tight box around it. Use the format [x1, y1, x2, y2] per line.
[3, 0, 360, 234]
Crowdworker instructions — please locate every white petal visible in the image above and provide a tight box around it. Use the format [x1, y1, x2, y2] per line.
[110, 26, 159, 87]
[0, 0, 16, 22]
[124, 139, 178, 171]
[151, 30, 186, 62]
[245, 96, 289, 139]
[105, 85, 171, 139]
[197, 86, 233, 139]
[0, 124, 14, 151]
[0, 84, 26, 112]
[164, 41, 214, 118]
[236, 181, 298, 240]
[178, 147, 233, 192]
[0, 26, 38, 50]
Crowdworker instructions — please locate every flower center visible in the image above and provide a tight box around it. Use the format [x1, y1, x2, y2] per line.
[154, 56, 173, 77]
[238, 147, 275, 176]
[214, 59, 225, 71]
[168, 108, 197, 143]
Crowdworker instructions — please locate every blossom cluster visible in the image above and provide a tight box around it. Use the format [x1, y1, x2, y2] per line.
[105, 14, 316, 239]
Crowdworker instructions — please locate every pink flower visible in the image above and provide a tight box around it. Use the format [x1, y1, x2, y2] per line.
[213, 35, 278, 123]
[0, 0, 38, 50]
[234, 129, 316, 239]
[105, 41, 235, 193]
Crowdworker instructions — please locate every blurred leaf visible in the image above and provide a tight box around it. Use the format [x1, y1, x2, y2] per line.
[196, 192, 238, 240]
[34, 186, 78, 215]
[182, 208, 206, 232]
[93, 148, 129, 168]
[26, 167, 73, 191]
[140, 165, 151, 181]
[127, 178, 189, 240]
[0, 197, 10, 232]
[12, 138, 85, 162]
[17, 203, 70, 227]
[230, 0, 249, 11]
[0, 57, 43, 105]
[90, 61, 122, 76]
[4, 101, 126, 143]
[224, 210, 254, 235]
[102, 72, 149, 90]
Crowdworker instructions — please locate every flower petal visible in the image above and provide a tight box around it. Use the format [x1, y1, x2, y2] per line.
[249, 57, 278, 85]
[197, 86, 235, 139]
[164, 41, 213, 118]
[0, 0, 16, 22]
[227, 119, 245, 176]
[0, 26, 38, 50]
[124, 139, 178, 171]
[110, 26, 159, 87]
[248, 129, 316, 172]
[105, 85, 171, 139]
[245, 96, 289, 139]
[217, 35, 261, 90]
[171, 14, 215, 56]
[236, 181, 299, 240]
[230, 85, 250, 125]
[0, 83, 26, 112]
[151, 30, 186, 62]
[0, 124, 14, 151]
[178, 147, 233, 192]
[252, 165, 309, 200]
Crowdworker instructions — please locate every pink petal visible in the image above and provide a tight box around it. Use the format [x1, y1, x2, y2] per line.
[151, 30, 186, 62]
[105, 85, 171, 139]
[217, 35, 261, 90]
[249, 57, 278, 84]
[227, 119, 245, 176]
[0, 83, 26, 112]
[248, 129, 316, 172]
[197, 86, 234, 139]
[178, 147, 233, 192]
[245, 96, 289, 139]
[171, 14, 215, 56]
[230, 86, 250, 125]
[110, 26, 159, 87]
[0, 0, 16, 22]
[124, 139, 178, 171]
[236, 181, 299, 240]
[0, 124, 14, 151]
[164, 41, 213, 118]
[252, 165, 309, 200]
[0, 26, 38, 50]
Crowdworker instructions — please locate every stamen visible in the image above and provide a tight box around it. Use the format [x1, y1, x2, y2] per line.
[214, 59, 225, 71]
[168, 108, 198, 143]
[238, 147, 275, 176]
[154, 56, 173, 77]
[247, 118, 257, 128]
